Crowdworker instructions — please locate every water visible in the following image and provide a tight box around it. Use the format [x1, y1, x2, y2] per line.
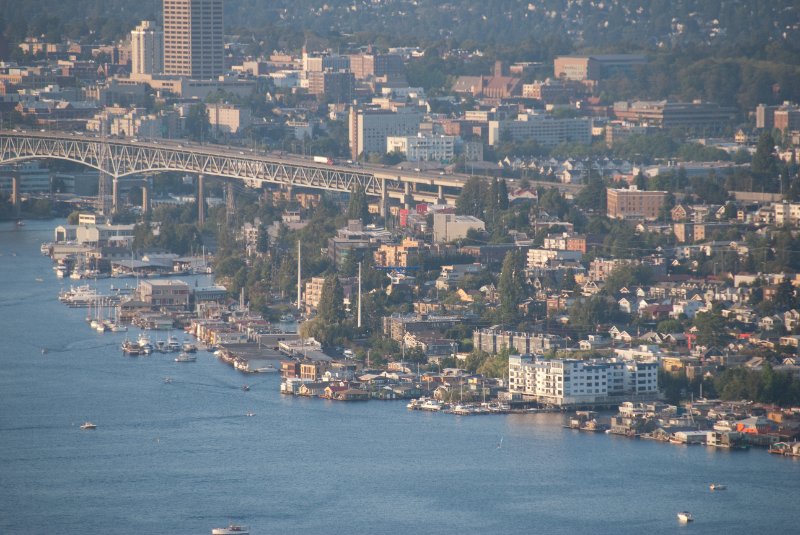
[1, 220, 799, 535]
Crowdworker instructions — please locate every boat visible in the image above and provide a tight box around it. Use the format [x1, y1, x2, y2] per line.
[709, 483, 727, 491]
[242, 384, 250, 392]
[246, 412, 256, 417]
[155, 340, 167, 353]
[80, 422, 97, 430]
[182, 341, 198, 353]
[121, 339, 141, 356]
[211, 524, 249, 535]
[254, 364, 277, 373]
[40, 243, 52, 255]
[175, 352, 197, 362]
[137, 333, 153, 355]
[163, 377, 173, 384]
[166, 335, 181, 352]
[677, 512, 694, 523]
[35, 277, 44, 282]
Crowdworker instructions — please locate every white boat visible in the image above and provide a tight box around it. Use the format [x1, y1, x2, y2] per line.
[677, 512, 694, 523]
[80, 422, 97, 430]
[211, 524, 249, 535]
[137, 333, 153, 354]
[166, 335, 181, 352]
[246, 412, 256, 417]
[163, 377, 173, 384]
[254, 364, 277, 373]
[709, 483, 727, 491]
[182, 341, 198, 353]
[175, 352, 197, 362]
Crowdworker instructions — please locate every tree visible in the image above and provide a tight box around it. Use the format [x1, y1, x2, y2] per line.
[185, 103, 210, 142]
[751, 131, 779, 191]
[456, 176, 487, 217]
[347, 185, 370, 224]
[256, 224, 269, 254]
[317, 275, 345, 326]
[498, 250, 525, 325]
[693, 310, 727, 348]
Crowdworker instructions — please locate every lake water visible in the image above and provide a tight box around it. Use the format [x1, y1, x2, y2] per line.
[1, 220, 799, 535]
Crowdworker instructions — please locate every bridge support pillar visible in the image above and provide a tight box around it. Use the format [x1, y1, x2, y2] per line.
[142, 179, 149, 216]
[437, 185, 444, 204]
[11, 175, 19, 216]
[403, 182, 411, 210]
[111, 176, 119, 214]
[197, 174, 205, 226]
[379, 177, 388, 218]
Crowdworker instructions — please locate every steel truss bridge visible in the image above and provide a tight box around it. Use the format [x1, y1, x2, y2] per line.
[0, 130, 580, 218]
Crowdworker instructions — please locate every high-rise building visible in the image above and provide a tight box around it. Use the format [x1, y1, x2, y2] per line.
[130, 21, 163, 75]
[163, 0, 224, 79]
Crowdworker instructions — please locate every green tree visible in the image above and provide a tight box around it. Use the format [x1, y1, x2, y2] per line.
[456, 176, 487, 217]
[347, 185, 370, 224]
[498, 250, 525, 325]
[751, 131, 779, 191]
[185, 103, 210, 142]
[693, 310, 728, 348]
[317, 275, 345, 325]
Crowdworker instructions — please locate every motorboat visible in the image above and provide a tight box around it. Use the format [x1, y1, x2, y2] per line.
[80, 422, 97, 430]
[709, 483, 727, 491]
[163, 377, 173, 384]
[211, 524, 249, 535]
[175, 352, 197, 362]
[137, 333, 153, 355]
[155, 340, 167, 353]
[182, 341, 198, 353]
[166, 335, 181, 352]
[677, 512, 694, 523]
[121, 339, 141, 356]
[242, 385, 250, 392]
[254, 364, 277, 373]
[246, 412, 256, 417]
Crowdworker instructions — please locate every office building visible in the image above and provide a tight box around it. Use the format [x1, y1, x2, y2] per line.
[130, 21, 163, 75]
[163, 0, 224, 79]
[0, 161, 51, 194]
[612, 100, 735, 130]
[307, 70, 355, 104]
[386, 134, 455, 162]
[487, 114, 592, 147]
[553, 54, 646, 82]
[607, 185, 667, 221]
[432, 213, 485, 243]
[348, 106, 422, 160]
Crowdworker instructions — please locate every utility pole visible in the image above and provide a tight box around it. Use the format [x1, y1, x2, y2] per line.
[357, 261, 362, 329]
[296, 240, 302, 312]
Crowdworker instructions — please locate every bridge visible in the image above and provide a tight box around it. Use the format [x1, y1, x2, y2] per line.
[0, 130, 581, 222]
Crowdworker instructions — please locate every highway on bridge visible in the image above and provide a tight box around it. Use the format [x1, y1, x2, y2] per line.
[0, 130, 582, 215]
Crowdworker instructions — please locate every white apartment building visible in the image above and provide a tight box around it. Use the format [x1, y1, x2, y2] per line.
[508, 355, 659, 406]
[773, 202, 800, 227]
[349, 107, 422, 159]
[205, 103, 252, 134]
[86, 106, 163, 138]
[488, 113, 592, 147]
[386, 134, 455, 162]
[130, 21, 163, 75]
[526, 248, 582, 268]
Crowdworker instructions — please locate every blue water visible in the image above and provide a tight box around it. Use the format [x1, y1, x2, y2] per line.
[1, 220, 799, 535]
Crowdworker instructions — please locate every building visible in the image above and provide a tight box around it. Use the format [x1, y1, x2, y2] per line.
[348, 106, 422, 160]
[474, 328, 566, 355]
[130, 21, 163, 75]
[521, 79, 578, 103]
[508, 355, 659, 406]
[487, 114, 592, 147]
[137, 280, 191, 310]
[163, 0, 224, 79]
[0, 161, 51, 194]
[432, 213, 485, 243]
[307, 70, 355, 104]
[374, 238, 420, 268]
[205, 102, 252, 134]
[613, 100, 735, 130]
[607, 186, 667, 221]
[553, 54, 646, 82]
[386, 134, 455, 162]
[348, 53, 404, 80]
